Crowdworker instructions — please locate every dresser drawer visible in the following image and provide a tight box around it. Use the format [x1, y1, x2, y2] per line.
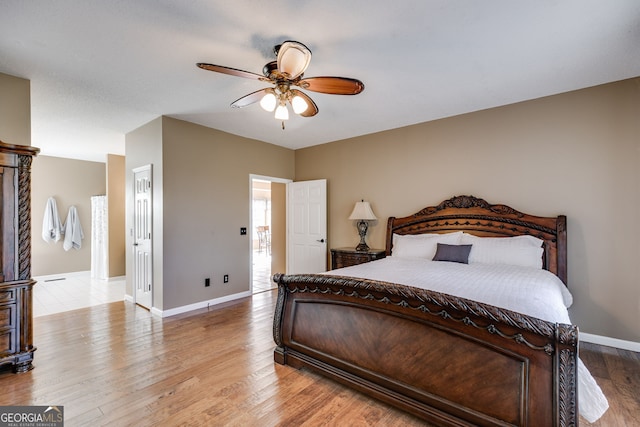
[0, 302, 17, 356]
[331, 248, 386, 270]
[0, 304, 16, 328]
[0, 288, 16, 304]
[0, 328, 16, 356]
[335, 252, 370, 268]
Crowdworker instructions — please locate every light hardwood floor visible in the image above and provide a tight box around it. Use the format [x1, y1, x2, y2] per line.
[1, 290, 638, 426]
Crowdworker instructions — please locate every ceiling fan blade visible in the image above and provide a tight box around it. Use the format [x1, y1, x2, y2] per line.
[231, 88, 271, 108]
[197, 63, 268, 81]
[277, 41, 312, 79]
[297, 76, 364, 95]
[290, 89, 318, 117]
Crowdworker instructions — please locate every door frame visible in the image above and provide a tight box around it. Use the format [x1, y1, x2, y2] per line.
[249, 174, 292, 293]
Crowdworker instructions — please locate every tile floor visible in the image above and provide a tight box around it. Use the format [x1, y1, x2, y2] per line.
[32, 272, 126, 317]
[31, 250, 274, 318]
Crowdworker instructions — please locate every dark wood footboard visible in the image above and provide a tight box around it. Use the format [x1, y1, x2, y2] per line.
[273, 273, 578, 427]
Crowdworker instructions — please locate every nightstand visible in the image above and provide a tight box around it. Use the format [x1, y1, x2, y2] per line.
[330, 247, 386, 270]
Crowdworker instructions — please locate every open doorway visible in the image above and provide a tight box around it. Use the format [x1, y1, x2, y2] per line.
[251, 176, 289, 294]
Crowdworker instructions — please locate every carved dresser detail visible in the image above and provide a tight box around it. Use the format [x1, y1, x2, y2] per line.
[0, 141, 39, 373]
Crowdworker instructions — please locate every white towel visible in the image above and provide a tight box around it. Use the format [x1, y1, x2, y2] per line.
[42, 197, 63, 243]
[63, 206, 84, 251]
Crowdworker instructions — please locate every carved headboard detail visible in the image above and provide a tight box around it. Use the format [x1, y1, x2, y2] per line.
[385, 195, 567, 284]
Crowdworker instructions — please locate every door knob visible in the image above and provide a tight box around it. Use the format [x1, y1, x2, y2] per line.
[317, 239, 325, 243]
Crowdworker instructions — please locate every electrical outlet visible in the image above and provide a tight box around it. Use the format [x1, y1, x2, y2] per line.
[240, 227, 247, 235]
[205, 278, 210, 287]
[223, 274, 229, 283]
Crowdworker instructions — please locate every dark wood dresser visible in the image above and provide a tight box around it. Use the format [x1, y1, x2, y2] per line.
[330, 247, 386, 270]
[0, 141, 39, 373]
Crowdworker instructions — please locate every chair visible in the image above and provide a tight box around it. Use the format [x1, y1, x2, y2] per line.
[256, 225, 271, 254]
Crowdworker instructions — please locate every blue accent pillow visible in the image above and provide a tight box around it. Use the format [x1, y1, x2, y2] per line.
[432, 243, 472, 264]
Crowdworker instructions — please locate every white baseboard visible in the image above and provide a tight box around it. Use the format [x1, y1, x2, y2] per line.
[580, 332, 640, 352]
[124, 293, 134, 303]
[149, 291, 253, 318]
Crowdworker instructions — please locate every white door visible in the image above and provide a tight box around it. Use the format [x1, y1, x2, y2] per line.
[133, 165, 153, 309]
[287, 179, 327, 274]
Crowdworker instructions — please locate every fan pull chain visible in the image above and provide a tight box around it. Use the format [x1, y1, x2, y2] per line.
[281, 121, 285, 130]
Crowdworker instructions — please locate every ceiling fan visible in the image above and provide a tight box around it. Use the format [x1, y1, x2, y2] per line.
[197, 41, 364, 126]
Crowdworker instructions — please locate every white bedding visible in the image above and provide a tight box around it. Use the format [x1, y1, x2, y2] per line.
[327, 257, 609, 423]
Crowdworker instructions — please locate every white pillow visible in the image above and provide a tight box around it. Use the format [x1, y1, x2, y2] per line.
[461, 233, 544, 269]
[392, 232, 463, 259]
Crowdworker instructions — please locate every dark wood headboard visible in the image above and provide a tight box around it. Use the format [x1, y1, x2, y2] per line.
[385, 195, 567, 284]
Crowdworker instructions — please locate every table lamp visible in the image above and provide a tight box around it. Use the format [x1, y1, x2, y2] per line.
[348, 200, 377, 251]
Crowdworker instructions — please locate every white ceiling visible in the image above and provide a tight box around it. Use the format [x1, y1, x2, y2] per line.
[1, 1, 639, 162]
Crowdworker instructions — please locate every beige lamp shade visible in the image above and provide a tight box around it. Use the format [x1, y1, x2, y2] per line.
[348, 201, 377, 221]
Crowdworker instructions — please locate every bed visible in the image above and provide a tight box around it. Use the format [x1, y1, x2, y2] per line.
[272, 195, 607, 426]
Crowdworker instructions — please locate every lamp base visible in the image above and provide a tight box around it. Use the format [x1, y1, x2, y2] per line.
[355, 220, 370, 252]
[355, 242, 370, 252]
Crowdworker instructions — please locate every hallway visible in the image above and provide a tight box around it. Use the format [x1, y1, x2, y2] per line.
[253, 249, 275, 293]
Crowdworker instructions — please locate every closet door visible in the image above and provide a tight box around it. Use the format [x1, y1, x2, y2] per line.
[133, 165, 153, 309]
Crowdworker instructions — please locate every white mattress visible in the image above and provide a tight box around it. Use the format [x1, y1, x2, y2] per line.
[327, 257, 609, 423]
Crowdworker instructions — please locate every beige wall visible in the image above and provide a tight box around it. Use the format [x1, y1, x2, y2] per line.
[31, 156, 106, 276]
[107, 154, 126, 277]
[0, 72, 30, 147]
[295, 77, 640, 343]
[161, 117, 294, 309]
[125, 117, 295, 311]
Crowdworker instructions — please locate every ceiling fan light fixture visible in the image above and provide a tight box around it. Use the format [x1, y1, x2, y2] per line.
[275, 103, 289, 120]
[277, 41, 311, 79]
[260, 90, 277, 112]
[291, 95, 308, 115]
[198, 40, 363, 122]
